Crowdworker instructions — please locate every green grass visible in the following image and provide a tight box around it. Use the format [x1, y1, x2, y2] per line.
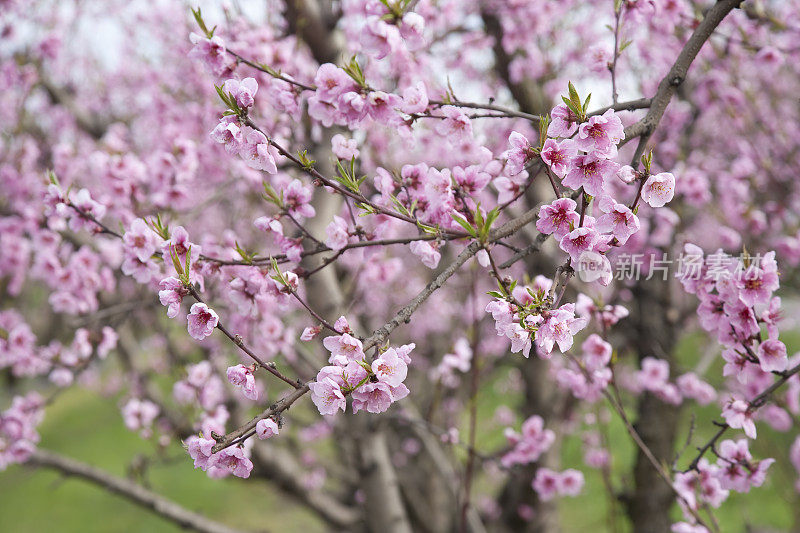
[0, 388, 321, 533]
[2, 331, 799, 532]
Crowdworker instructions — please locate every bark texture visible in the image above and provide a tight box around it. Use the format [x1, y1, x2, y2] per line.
[625, 279, 679, 533]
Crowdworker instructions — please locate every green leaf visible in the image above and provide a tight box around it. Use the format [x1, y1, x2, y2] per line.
[234, 241, 255, 264]
[342, 56, 367, 87]
[568, 81, 580, 107]
[184, 245, 192, 282]
[191, 7, 211, 38]
[297, 150, 316, 170]
[486, 290, 505, 299]
[356, 202, 377, 215]
[417, 221, 439, 235]
[483, 207, 500, 238]
[46, 169, 60, 186]
[450, 212, 477, 238]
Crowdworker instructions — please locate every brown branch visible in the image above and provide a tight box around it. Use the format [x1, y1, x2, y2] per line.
[186, 286, 302, 389]
[28, 449, 247, 533]
[211, 384, 310, 453]
[621, 0, 743, 163]
[686, 360, 800, 471]
[250, 445, 359, 529]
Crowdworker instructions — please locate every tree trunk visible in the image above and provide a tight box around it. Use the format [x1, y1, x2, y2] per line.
[624, 279, 679, 533]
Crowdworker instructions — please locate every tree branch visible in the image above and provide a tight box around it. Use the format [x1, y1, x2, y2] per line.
[28, 449, 247, 533]
[621, 0, 743, 163]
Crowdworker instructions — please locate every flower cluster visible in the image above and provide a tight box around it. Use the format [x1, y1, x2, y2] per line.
[532, 468, 585, 501]
[309, 318, 413, 415]
[678, 245, 785, 439]
[0, 310, 116, 388]
[429, 338, 472, 388]
[553, 334, 613, 402]
[121, 398, 160, 438]
[501, 415, 555, 467]
[186, 435, 253, 479]
[486, 277, 588, 357]
[673, 439, 773, 528]
[226, 364, 259, 401]
[0, 393, 44, 471]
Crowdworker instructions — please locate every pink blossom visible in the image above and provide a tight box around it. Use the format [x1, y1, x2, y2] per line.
[159, 277, 187, 318]
[722, 399, 756, 439]
[186, 436, 217, 471]
[452, 165, 491, 195]
[581, 334, 612, 371]
[210, 115, 243, 155]
[123, 218, 159, 262]
[323, 333, 364, 365]
[435, 106, 472, 141]
[757, 339, 787, 373]
[222, 77, 258, 109]
[254, 216, 283, 234]
[541, 139, 577, 178]
[226, 364, 258, 401]
[557, 469, 585, 497]
[549, 103, 579, 137]
[325, 215, 349, 251]
[587, 45, 611, 73]
[188, 33, 227, 75]
[215, 446, 253, 478]
[502, 415, 555, 467]
[121, 398, 159, 432]
[536, 198, 579, 240]
[638, 357, 670, 391]
[69, 189, 107, 233]
[351, 381, 394, 414]
[301, 326, 321, 341]
[337, 91, 369, 127]
[676, 373, 716, 405]
[575, 109, 624, 158]
[361, 17, 402, 59]
[535, 304, 587, 354]
[187, 303, 218, 340]
[49, 367, 73, 387]
[641, 172, 676, 208]
[239, 128, 277, 174]
[559, 227, 600, 262]
[372, 347, 408, 387]
[617, 165, 638, 184]
[162, 225, 200, 265]
[504, 131, 536, 175]
[401, 82, 428, 114]
[723, 299, 760, 339]
[314, 63, 354, 101]
[367, 91, 402, 123]
[562, 154, 619, 197]
[331, 134, 359, 160]
[737, 251, 779, 307]
[97, 326, 118, 359]
[504, 322, 532, 358]
[595, 198, 640, 245]
[760, 297, 782, 338]
[409, 239, 441, 269]
[284, 179, 316, 219]
[532, 468, 560, 501]
[399, 12, 425, 49]
[309, 376, 347, 416]
[333, 316, 352, 334]
[255, 418, 280, 439]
